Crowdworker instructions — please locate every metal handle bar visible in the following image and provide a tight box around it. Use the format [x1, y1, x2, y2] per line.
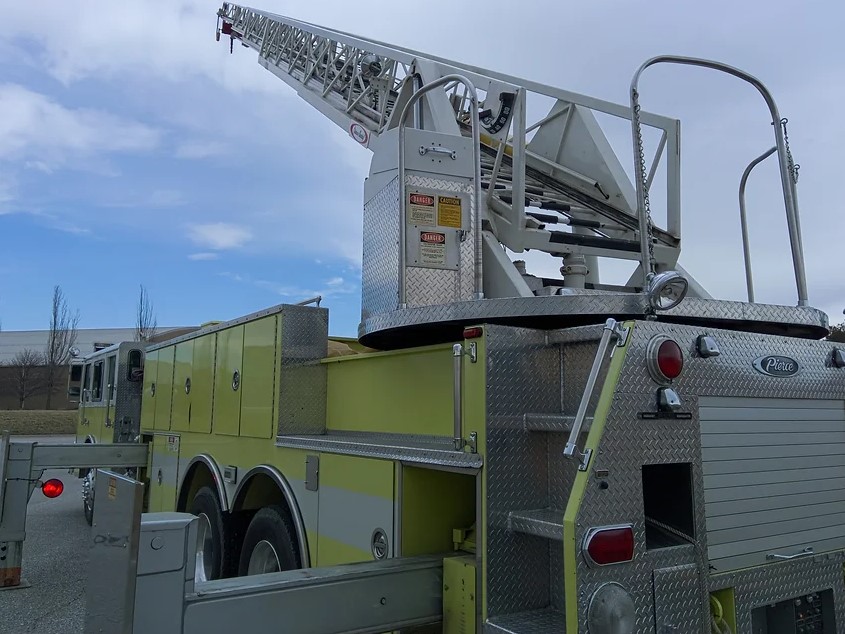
[766, 546, 813, 561]
[630, 55, 808, 306]
[397, 74, 484, 308]
[738, 146, 776, 302]
[563, 318, 625, 470]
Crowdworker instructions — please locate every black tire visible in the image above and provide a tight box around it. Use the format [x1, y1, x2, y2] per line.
[82, 469, 95, 526]
[237, 505, 301, 576]
[189, 486, 232, 580]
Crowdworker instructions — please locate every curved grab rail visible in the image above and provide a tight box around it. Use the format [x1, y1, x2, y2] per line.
[738, 146, 777, 303]
[629, 55, 808, 306]
[396, 74, 484, 308]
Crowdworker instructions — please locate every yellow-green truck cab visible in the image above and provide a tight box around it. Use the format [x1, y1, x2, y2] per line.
[74, 341, 146, 523]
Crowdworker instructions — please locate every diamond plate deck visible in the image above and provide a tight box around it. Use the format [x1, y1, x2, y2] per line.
[485, 608, 566, 633]
[358, 294, 828, 349]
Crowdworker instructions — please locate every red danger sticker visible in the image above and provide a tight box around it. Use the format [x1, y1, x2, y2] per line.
[420, 232, 445, 243]
[410, 194, 434, 206]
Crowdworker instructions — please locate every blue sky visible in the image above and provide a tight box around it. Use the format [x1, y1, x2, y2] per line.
[1, 0, 843, 337]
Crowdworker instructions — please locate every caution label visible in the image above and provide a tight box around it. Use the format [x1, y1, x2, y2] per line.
[408, 193, 435, 226]
[108, 476, 117, 500]
[437, 195, 462, 229]
[166, 435, 179, 453]
[419, 231, 447, 266]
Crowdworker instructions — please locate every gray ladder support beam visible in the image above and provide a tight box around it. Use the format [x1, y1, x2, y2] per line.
[32, 442, 149, 470]
[182, 554, 447, 634]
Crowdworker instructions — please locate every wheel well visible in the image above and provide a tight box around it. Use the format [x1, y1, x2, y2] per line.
[178, 461, 223, 512]
[231, 468, 310, 567]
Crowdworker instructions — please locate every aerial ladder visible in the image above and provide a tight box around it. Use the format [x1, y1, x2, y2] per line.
[215, 3, 812, 350]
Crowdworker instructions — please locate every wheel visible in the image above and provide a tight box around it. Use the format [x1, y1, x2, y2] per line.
[82, 468, 96, 526]
[237, 505, 301, 576]
[189, 486, 231, 581]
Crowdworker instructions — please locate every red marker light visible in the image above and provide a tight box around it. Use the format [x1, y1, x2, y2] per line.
[584, 525, 635, 566]
[463, 327, 483, 339]
[41, 479, 64, 498]
[656, 339, 684, 380]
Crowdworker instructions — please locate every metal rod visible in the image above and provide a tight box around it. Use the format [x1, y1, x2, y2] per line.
[563, 319, 617, 464]
[524, 102, 571, 135]
[397, 74, 484, 306]
[629, 55, 809, 306]
[738, 146, 776, 302]
[453, 344, 463, 450]
[513, 88, 527, 232]
[295, 295, 322, 307]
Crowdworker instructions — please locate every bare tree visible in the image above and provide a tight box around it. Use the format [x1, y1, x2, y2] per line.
[44, 284, 80, 409]
[828, 321, 845, 343]
[135, 284, 158, 342]
[6, 348, 45, 409]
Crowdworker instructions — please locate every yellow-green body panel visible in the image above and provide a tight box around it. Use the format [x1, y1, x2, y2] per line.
[240, 315, 277, 439]
[324, 344, 455, 435]
[172, 341, 193, 432]
[154, 347, 174, 431]
[443, 555, 477, 634]
[77, 403, 108, 444]
[213, 324, 244, 436]
[191, 336, 214, 434]
[148, 434, 179, 512]
[562, 322, 632, 633]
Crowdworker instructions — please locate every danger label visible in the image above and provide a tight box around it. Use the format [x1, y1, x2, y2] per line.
[437, 195, 462, 229]
[408, 193, 435, 226]
[419, 231, 447, 265]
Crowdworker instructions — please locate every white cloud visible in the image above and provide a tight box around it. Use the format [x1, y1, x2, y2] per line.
[219, 271, 357, 301]
[188, 252, 219, 261]
[188, 222, 252, 250]
[0, 84, 160, 170]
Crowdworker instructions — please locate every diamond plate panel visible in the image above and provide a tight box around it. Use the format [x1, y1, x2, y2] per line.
[485, 608, 565, 633]
[710, 551, 845, 632]
[485, 326, 563, 617]
[404, 174, 477, 307]
[361, 175, 401, 321]
[358, 294, 828, 348]
[571, 320, 845, 632]
[654, 564, 705, 632]
[277, 304, 329, 435]
[508, 509, 564, 541]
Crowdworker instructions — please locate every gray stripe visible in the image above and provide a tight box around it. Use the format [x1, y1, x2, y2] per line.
[318, 485, 394, 557]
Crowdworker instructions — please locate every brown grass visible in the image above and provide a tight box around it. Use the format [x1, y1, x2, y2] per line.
[0, 409, 78, 435]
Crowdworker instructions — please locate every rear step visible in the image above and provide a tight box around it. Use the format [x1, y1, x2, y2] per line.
[487, 608, 567, 633]
[508, 509, 564, 541]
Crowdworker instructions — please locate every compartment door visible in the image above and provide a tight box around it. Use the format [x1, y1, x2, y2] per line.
[191, 335, 215, 434]
[154, 347, 174, 431]
[240, 315, 278, 439]
[140, 349, 158, 432]
[171, 341, 193, 432]
[149, 434, 181, 513]
[213, 325, 244, 436]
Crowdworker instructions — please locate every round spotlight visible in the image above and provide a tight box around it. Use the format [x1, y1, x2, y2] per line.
[646, 270, 688, 311]
[587, 582, 636, 634]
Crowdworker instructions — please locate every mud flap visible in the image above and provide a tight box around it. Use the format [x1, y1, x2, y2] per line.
[653, 564, 705, 633]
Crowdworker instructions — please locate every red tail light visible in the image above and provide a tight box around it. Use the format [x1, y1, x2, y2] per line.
[584, 525, 635, 566]
[41, 478, 64, 499]
[647, 335, 684, 382]
[463, 326, 483, 339]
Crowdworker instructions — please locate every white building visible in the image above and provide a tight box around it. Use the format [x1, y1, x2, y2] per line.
[0, 327, 191, 364]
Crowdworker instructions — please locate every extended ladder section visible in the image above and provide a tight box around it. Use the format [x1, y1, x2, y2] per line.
[216, 3, 683, 293]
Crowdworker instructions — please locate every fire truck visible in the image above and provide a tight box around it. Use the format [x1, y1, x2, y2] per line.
[57, 3, 845, 633]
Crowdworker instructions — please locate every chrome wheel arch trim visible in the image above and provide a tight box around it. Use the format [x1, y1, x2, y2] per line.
[232, 464, 311, 568]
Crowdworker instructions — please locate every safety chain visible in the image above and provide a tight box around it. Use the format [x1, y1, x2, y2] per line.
[779, 117, 800, 184]
[631, 88, 656, 274]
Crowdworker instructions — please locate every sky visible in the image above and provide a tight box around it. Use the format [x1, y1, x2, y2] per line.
[0, 0, 842, 338]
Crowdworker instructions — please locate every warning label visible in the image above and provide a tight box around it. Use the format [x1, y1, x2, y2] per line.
[167, 435, 179, 453]
[437, 195, 462, 229]
[419, 231, 447, 266]
[108, 476, 117, 500]
[408, 193, 435, 226]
